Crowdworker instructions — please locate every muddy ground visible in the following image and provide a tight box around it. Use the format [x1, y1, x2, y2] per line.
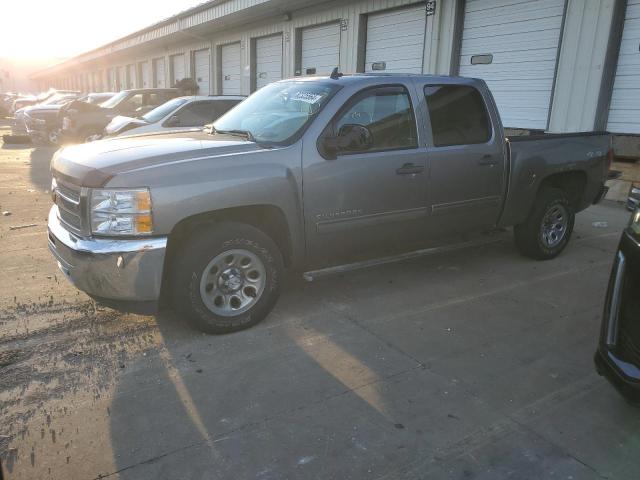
[1, 119, 639, 479]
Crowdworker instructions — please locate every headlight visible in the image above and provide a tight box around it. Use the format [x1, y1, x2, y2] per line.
[90, 188, 153, 236]
[630, 207, 640, 241]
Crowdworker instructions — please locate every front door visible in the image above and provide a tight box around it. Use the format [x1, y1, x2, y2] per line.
[302, 84, 428, 266]
[418, 82, 506, 236]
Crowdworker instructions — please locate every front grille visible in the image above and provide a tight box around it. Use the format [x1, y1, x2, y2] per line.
[55, 180, 83, 233]
[614, 251, 640, 366]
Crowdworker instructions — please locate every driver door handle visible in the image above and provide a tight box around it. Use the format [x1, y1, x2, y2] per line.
[478, 154, 498, 166]
[396, 163, 424, 175]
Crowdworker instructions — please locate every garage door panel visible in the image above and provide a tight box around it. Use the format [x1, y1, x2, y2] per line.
[608, 0, 640, 133]
[365, 5, 426, 74]
[194, 49, 210, 95]
[255, 35, 282, 90]
[465, 0, 564, 18]
[221, 43, 241, 95]
[301, 23, 340, 75]
[459, 0, 564, 130]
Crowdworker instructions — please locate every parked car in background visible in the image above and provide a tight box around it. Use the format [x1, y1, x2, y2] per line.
[14, 92, 81, 135]
[12, 89, 79, 114]
[595, 206, 640, 405]
[61, 88, 179, 143]
[104, 95, 244, 138]
[25, 92, 116, 145]
[48, 74, 612, 334]
[1, 93, 19, 116]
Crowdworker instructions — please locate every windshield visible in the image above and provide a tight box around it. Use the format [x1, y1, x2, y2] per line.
[100, 91, 129, 109]
[142, 97, 190, 123]
[213, 81, 340, 144]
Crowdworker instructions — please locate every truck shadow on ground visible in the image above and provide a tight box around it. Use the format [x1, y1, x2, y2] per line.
[28, 147, 57, 192]
[105, 228, 640, 480]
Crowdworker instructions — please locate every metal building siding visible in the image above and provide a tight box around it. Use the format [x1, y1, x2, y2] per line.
[459, 0, 565, 130]
[607, 0, 640, 133]
[171, 54, 186, 85]
[255, 34, 283, 89]
[153, 58, 166, 88]
[365, 4, 427, 73]
[194, 49, 211, 95]
[221, 42, 242, 94]
[301, 22, 341, 75]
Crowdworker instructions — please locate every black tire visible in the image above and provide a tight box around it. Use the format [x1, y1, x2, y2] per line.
[170, 222, 284, 334]
[514, 187, 575, 260]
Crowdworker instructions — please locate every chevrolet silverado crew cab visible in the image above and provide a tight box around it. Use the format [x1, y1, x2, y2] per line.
[48, 74, 612, 333]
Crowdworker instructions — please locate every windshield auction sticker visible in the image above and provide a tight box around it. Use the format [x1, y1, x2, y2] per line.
[292, 91, 324, 104]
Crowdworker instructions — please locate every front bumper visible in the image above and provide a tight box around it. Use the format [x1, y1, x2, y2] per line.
[47, 205, 167, 303]
[595, 231, 640, 405]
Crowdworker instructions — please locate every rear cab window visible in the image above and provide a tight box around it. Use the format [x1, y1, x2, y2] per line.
[423, 85, 492, 147]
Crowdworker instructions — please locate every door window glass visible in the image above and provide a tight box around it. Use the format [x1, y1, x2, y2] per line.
[334, 86, 417, 153]
[173, 102, 216, 126]
[424, 85, 491, 147]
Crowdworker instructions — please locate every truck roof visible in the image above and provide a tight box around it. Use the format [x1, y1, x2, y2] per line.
[278, 72, 483, 86]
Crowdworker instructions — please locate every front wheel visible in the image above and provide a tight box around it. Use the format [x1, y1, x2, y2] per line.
[514, 187, 575, 260]
[170, 222, 284, 334]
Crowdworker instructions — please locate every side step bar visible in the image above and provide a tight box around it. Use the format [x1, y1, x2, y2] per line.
[302, 236, 504, 282]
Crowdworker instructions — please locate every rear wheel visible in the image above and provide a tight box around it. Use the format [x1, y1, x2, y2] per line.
[514, 187, 575, 260]
[47, 129, 60, 145]
[170, 222, 283, 334]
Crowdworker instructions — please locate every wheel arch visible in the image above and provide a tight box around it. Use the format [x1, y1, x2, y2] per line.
[160, 204, 295, 302]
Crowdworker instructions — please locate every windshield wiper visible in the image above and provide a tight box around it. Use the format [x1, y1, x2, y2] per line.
[213, 128, 256, 142]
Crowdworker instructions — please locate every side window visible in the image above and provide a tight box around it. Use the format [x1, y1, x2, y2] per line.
[173, 102, 214, 126]
[213, 100, 240, 119]
[121, 93, 144, 112]
[424, 85, 491, 147]
[334, 86, 418, 153]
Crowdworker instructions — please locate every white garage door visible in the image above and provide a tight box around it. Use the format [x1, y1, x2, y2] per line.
[126, 64, 136, 89]
[154, 58, 166, 88]
[221, 42, 241, 95]
[459, 0, 565, 130]
[365, 5, 427, 73]
[608, 0, 640, 134]
[171, 54, 186, 86]
[255, 34, 283, 90]
[139, 61, 150, 88]
[117, 67, 126, 90]
[301, 23, 341, 75]
[193, 49, 211, 95]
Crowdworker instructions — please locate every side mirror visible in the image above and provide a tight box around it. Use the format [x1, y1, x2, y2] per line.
[319, 123, 373, 160]
[165, 115, 180, 127]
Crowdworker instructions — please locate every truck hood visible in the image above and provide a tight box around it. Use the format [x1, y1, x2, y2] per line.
[52, 130, 267, 187]
[104, 115, 148, 135]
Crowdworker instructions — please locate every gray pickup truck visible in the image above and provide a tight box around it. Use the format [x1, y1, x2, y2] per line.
[48, 74, 612, 333]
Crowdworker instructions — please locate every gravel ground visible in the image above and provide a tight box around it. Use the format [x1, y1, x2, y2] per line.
[0, 118, 639, 480]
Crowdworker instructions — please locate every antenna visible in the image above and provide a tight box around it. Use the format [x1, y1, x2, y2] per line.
[330, 67, 343, 80]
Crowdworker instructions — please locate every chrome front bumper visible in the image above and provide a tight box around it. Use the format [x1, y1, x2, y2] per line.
[47, 205, 167, 302]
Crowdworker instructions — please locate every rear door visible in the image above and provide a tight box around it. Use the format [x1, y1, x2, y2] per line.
[303, 83, 427, 264]
[419, 81, 505, 234]
[221, 43, 241, 95]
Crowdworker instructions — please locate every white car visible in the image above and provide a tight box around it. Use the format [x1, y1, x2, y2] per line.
[103, 95, 244, 138]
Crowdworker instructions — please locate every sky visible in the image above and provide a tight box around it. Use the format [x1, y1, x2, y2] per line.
[0, 0, 205, 63]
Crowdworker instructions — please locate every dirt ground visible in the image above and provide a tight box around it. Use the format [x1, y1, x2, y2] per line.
[0, 119, 639, 480]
